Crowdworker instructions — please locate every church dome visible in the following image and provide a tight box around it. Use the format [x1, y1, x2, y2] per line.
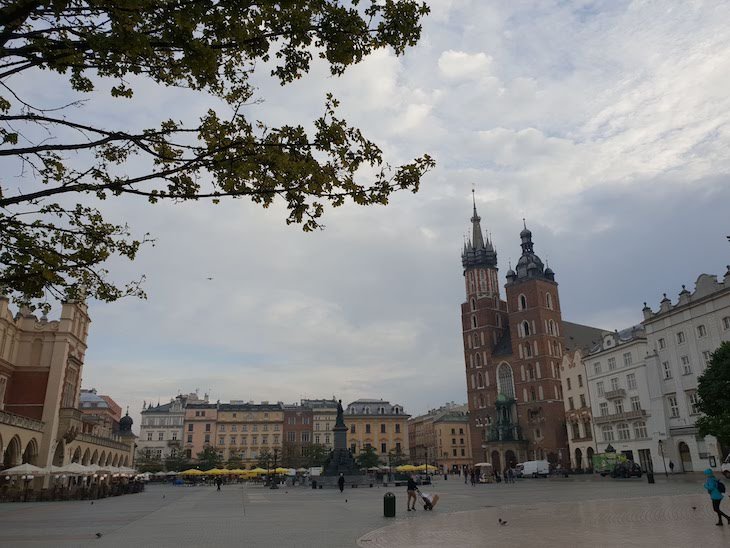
[119, 411, 133, 433]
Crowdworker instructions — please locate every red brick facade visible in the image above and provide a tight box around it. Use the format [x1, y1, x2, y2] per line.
[461, 207, 569, 471]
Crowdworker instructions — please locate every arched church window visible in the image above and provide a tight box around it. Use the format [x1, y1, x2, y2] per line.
[523, 321, 531, 337]
[519, 294, 527, 310]
[472, 316, 477, 329]
[546, 293, 553, 309]
[473, 333, 479, 348]
[530, 388, 536, 401]
[475, 353, 482, 367]
[470, 298, 476, 311]
[497, 363, 515, 399]
[477, 373, 484, 388]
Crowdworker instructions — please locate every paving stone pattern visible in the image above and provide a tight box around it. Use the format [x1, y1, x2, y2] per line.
[0, 475, 727, 547]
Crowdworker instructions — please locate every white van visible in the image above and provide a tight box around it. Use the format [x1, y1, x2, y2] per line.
[519, 460, 550, 478]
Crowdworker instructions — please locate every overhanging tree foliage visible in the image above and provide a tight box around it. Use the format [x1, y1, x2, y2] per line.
[355, 445, 379, 469]
[196, 446, 222, 470]
[697, 341, 730, 447]
[0, 1, 433, 308]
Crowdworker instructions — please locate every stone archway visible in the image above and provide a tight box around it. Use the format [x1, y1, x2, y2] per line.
[99, 451, 106, 467]
[678, 442, 693, 472]
[575, 448, 583, 470]
[105, 453, 113, 466]
[52, 441, 65, 466]
[112, 454, 119, 467]
[3, 436, 22, 468]
[505, 450, 516, 469]
[82, 448, 91, 465]
[491, 450, 502, 472]
[72, 447, 82, 463]
[586, 447, 595, 471]
[22, 438, 39, 465]
[91, 450, 99, 465]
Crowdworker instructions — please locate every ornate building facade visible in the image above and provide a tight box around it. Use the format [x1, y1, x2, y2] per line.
[0, 298, 135, 485]
[460, 196, 602, 470]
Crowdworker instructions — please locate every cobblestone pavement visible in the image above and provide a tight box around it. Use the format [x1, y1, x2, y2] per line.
[0, 475, 726, 547]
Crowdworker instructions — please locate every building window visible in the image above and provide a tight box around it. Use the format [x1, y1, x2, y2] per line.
[622, 352, 632, 367]
[610, 377, 619, 391]
[687, 391, 700, 415]
[697, 324, 706, 338]
[470, 298, 476, 311]
[219, 424, 225, 432]
[566, 378, 572, 390]
[681, 356, 692, 375]
[608, 357, 617, 371]
[630, 396, 641, 411]
[667, 395, 680, 418]
[187, 434, 193, 443]
[522, 321, 531, 337]
[634, 421, 648, 439]
[599, 402, 608, 416]
[252, 435, 258, 445]
[662, 361, 672, 380]
[568, 397, 574, 410]
[594, 362, 602, 374]
[461, 448, 465, 456]
[395, 424, 401, 434]
[147, 432, 152, 441]
[302, 432, 310, 443]
[578, 375, 583, 388]
[350, 424, 356, 434]
[702, 350, 712, 367]
[472, 316, 477, 329]
[381, 443, 387, 454]
[453, 449, 457, 457]
[627, 373, 637, 390]
[477, 372, 484, 388]
[395, 442, 401, 452]
[287, 432, 296, 442]
[380, 424, 386, 434]
[365, 424, 371, 434]
[723, 316, 730, 330]
[172, 432, 177, 441]
[230, 436, 236, 445]
[676, 331, 685, 344]
[205, 424, 211, 432]
[616, 423, 630, 441]
[658, 338, 666, 350]
[497, 363, 515, 399]
[596, 382, 604, 396]
[580, 394, 586, 408]
[218, 437, 225, 445]
[614, 400, 624, 414]
[158, 432, 164, 441]
[231, 425, 238, 432]
[519, 294, 527, 310]
[601, 425, 614, 442]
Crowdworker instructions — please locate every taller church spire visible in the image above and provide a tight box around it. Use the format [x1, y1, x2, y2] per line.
[462, 191, 497, 270]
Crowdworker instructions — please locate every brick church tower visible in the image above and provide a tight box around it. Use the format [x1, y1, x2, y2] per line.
[461, 196, 569, 471]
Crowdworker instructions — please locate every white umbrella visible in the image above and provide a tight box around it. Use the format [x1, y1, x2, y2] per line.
[2, 463, 48, 476]
[154, 471, 167, 477]
[166, 471, 178, 476]
[51, 462, 91, 475]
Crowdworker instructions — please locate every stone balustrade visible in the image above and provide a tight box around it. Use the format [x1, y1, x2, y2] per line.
[0, 409, 45, 432]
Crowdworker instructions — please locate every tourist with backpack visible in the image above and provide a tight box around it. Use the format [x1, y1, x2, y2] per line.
[703, 468, 729, 526]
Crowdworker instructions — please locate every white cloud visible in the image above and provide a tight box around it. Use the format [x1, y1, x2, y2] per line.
[437, 50, 493, 80]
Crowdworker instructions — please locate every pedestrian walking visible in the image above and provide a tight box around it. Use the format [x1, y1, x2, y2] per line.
[464, 468, 468, 484]
[703, 469, 729, 526]
[507, 468, 514, 484]
[406, 475, 418, 511]
[669, 461, 675, 474]
[470, 470, 475, 486]
[215, 477, 222, 491]
[337, 473, 345, 493]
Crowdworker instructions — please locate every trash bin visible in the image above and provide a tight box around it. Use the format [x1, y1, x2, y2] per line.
[384, 492, 396, 517]
[647, 472, 655, 484]
[311, 480, 317, 490]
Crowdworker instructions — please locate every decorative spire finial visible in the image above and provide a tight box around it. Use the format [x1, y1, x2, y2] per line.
[523, 218, 526, 229]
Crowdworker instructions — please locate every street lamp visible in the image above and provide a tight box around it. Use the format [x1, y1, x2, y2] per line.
[270, 448, 279, 490]
[658, 439, 668, 477]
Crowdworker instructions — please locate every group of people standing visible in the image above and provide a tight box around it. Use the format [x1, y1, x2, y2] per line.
[462, 467, 516, 485]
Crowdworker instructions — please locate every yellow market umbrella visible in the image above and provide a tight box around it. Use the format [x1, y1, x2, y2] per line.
[249, 467, 267, 475]
[274, 467, 289, 475]
[180, 469, 205, 476]
[396, 464, 416, 472]
[413, 464, 428, 472]
[206, 468, 227, 475]
[229, 469, 248, 475]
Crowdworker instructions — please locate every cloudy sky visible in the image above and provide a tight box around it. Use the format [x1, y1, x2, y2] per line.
[10, 1, 730, 429]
